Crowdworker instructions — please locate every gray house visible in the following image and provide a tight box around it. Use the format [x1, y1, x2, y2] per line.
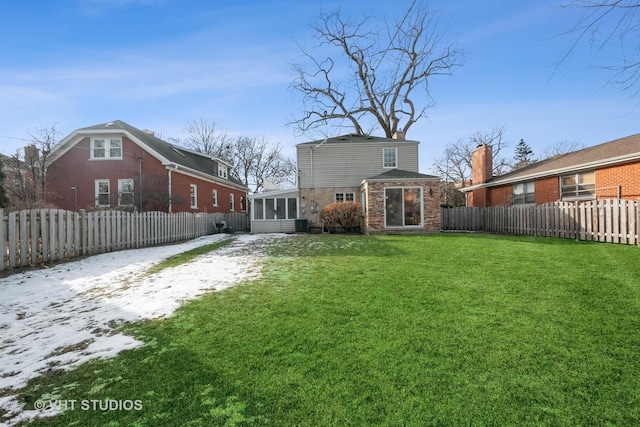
[250, 134, 440, 234]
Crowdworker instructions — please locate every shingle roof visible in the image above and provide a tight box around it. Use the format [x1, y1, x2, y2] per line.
[297, 134, 418, 145]
[366, 168, 439, 181]
[474, 132, 640, 188]
[77, 120, 246, 189]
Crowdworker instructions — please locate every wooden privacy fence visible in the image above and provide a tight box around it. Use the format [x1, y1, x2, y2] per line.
[0, 209, 249, 271]
[441, 199, 640, 245]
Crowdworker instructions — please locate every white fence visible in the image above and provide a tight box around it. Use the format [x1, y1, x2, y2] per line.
[0, 209, 249, 271]
[441, 199, 640, 245]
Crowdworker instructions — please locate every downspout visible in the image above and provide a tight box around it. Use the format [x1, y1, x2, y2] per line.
[167, 164, 178, 213]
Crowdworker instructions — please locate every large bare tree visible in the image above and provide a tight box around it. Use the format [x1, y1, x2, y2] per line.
[178, 119, 296, 193]
[230, 136, 297, 193]
[289, 2, 465, 138]
[181, 118, 233, 162]
[559, 0, 640, 95]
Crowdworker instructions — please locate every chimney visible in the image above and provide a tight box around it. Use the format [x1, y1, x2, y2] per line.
[471, 144, 493, 185]
[142, 129, 155, 136]
[24, 144, 40, 163]
[392, 129, 405, 140]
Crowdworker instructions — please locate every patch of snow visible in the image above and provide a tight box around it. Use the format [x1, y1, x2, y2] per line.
[0, 233, 290, 426]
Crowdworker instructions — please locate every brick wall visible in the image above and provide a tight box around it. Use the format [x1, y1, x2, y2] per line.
[488, 186, 511, 206]
[596, 162, 640, 200]
[534, 176, 560, 204]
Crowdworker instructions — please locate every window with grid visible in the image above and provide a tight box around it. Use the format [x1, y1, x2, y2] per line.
[383, 148, 397, 168]
[561, 172, 595, 199]
[118, 179, 134, 206]
[95, 180, 110, 207]
[335, 192, 355, 202]
[91, 138, 122, 159]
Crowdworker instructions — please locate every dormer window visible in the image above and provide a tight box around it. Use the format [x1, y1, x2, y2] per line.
[218, 164, 228, 179]
[91, 138, 122, 159]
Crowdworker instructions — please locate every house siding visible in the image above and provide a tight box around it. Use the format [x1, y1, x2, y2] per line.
[296, 141, 419, 189]
[298, 186, 359, 226]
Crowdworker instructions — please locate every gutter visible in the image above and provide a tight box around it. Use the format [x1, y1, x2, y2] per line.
[460, 152, 640, 192]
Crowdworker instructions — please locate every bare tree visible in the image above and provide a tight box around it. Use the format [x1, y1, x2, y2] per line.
[433, 126, 512, 184]
[558, 0, 640, 95]
[289, 2, 465, 138]
[540, 139, 585, 159]
[178, 119, 297, 193]
[6, 124, 62, 210]
[433, 126, 512, 206]
[182, 118, 233, 162]
[230, 137, 297, 193]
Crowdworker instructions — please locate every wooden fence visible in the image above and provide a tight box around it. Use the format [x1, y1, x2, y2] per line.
[441, 199, 640, 245]
[0, 209, 250, 271]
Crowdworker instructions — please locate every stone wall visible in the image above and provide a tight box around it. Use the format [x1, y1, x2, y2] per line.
[363, 180, 441, 234]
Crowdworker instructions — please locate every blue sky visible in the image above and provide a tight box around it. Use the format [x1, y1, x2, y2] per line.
[0, 0, 637, 174]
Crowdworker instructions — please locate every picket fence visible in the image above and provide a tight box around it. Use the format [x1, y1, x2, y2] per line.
[0, 209, 250, 271]
[441, 199, 640, 245]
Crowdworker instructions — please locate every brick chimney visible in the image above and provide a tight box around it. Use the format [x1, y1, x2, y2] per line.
[470, 144, 492, 207]
[472, 144, 492, 184]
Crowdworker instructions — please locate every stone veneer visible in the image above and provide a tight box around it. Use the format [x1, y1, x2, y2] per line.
[361, 180, 441, 234]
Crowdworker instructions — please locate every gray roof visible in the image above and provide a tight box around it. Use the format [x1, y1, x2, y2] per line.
[468, 132, 640, 189]
[366, 168, 439, 181]
[77, 120, 247, 189]
[297, 134, 419, 146]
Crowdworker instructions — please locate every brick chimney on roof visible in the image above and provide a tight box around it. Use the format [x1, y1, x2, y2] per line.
[472, 144, 493, 185]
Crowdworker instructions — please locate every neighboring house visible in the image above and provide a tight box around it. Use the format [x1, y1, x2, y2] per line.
[250, 133, 440, 234]
[461, 133, 640, 207]
[46, 120, 248, 213]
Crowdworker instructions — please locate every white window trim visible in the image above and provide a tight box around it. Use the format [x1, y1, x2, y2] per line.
[334, 192, 355, 203]
[90, 137, 123, 160]
[230, 193, 235, 211]
[95, 179, 110, 207]
[218, 164, 228, 179]
[253, 197, 299, 221]
[117, 179, 134, 207]
[212, 189, 218, 207]
[190, 184, 198, 209]
[383, 148, 397, 168]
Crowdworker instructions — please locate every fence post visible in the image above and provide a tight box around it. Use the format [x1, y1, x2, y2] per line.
[637, 199, 640, 246]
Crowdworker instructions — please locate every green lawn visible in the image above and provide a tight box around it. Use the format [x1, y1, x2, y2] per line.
[19, 234, 640, 426]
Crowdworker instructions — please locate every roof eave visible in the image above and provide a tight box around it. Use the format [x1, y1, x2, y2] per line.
[460, 152, 640, 191]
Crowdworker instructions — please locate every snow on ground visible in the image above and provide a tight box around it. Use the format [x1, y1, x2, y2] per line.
[0, 232, 290, 426]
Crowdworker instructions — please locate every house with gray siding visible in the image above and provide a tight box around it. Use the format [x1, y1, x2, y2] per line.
[250, 133, 440, 234]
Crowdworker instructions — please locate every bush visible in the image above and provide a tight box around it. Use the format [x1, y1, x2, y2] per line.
[319, 202, 362, 233]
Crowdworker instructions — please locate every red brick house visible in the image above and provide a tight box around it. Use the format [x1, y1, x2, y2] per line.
[461, 133, 640, 206]
[46, 120, 248, 213]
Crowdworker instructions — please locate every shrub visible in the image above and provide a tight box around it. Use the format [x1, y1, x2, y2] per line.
[319, 202, 362, 233]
